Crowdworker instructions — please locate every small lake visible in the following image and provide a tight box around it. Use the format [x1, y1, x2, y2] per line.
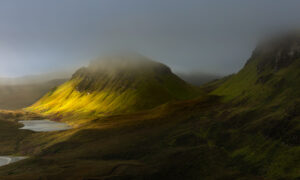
[0, 156, 27, 167]
[19, 120, 71, 132]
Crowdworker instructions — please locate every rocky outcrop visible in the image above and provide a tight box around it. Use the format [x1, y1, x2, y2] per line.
[250, 33, 300, 74]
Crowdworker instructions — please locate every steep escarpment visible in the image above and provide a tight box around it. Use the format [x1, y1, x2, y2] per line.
[28, 54, 200, 117]
[210, 33, 300, 145]
[207, 34, 300, 179]
[213, 33, 300, 105]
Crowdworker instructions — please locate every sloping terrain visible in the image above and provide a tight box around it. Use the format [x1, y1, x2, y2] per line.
[207, 34, 300, 179]
[0, 96, 243, 180]
[0, 79, 66, 110]
[177, 72, 221, 86]
[0, 35, 299, 179]
[213, 34, 300, 104]
[28, 54, 200, 119]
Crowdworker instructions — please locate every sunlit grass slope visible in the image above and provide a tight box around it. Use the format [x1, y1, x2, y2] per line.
[28, 54, 200, 117]
[0, 35, 299, 180]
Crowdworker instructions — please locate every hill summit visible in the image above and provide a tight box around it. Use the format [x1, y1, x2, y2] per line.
[28, 54, 199, 117]
[251, 33, 300, 72]
[72, 54, 175, 92]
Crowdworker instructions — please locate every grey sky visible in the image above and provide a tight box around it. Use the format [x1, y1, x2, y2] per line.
[0, 0, 300, 77]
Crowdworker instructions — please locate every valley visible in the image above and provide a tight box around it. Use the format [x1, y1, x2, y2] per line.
[0, 35, 299, 179]
[1, 1, 299, 179]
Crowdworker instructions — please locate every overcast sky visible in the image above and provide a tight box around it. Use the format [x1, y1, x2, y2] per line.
[0, 0, 300, 77]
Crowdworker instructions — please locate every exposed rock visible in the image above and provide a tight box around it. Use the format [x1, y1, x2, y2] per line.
[250, 33, 300, 73]
[255, 73, 273, 84]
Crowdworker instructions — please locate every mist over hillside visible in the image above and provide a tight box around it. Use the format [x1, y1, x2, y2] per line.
[0, 70, 72, 110]
[0, 32, 299, 180]
[28, 54, 201, 118]
[0, 79, 66, 110]
[0, 0, 300, 179]
[0, 32, 299, 179]
[176, 72, 221, 86]
[0, 55, 221, 110]
[0, 70, 72, 85]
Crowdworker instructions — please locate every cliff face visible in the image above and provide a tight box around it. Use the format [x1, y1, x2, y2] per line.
[251, 34, 300, 73]
[213, 33, 300, 104]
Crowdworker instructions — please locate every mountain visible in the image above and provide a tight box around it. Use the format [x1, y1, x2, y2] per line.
[28, 54, 200, 117]
[213, 33, 300, 105]
[0, 35, 299, 180]
[0, 79, 66, 110]
[205, 33, 300, 179]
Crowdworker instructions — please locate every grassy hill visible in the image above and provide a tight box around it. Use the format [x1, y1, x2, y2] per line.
[0, 35, 299, 179]
[28, 54, 200, 119]
[213, 34, 300, 105]
[205, 34, 300, 179]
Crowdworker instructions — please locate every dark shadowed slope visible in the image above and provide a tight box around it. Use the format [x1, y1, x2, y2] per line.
[213, 33, 300, 103]
[207, 33, 300, 179]
[0, 35, 299, 180]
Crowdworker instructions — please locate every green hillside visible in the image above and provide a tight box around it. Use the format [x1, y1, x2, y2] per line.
[0, 35, 299, 179]
[28, 54, 200, 118]
[209, 34, 300, 179]
[213, 34, 300, 105]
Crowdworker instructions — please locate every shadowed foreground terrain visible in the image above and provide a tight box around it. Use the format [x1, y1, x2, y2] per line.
[0, 35, 299, 179]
